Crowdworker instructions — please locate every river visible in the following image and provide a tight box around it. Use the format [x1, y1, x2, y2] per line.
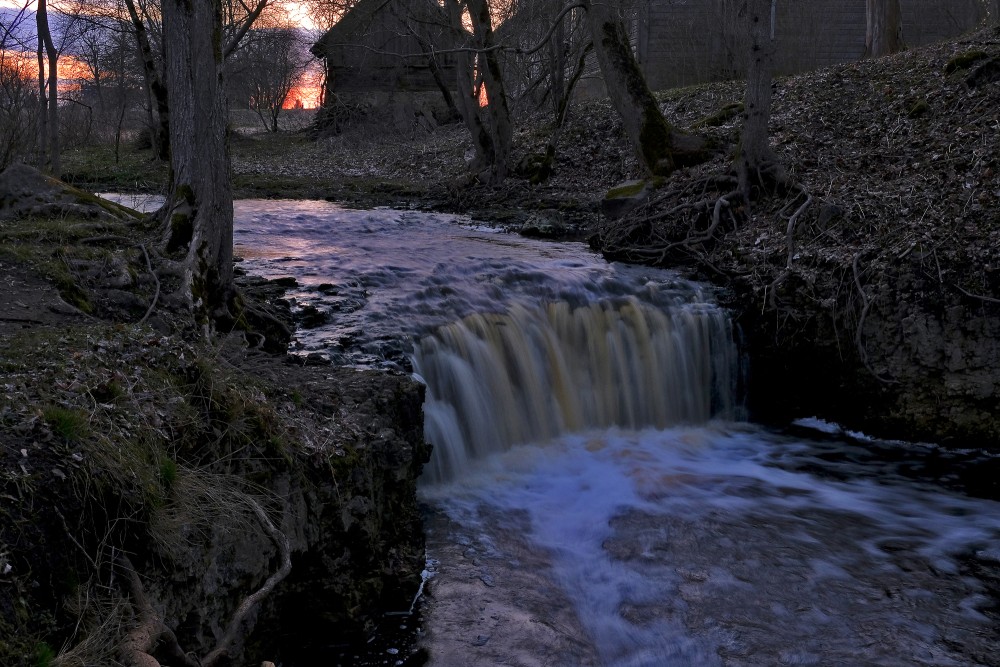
[105, 197, 1000, 666]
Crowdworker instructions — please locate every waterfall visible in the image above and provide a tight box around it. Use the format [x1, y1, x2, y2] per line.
[413, 297, 740, 482]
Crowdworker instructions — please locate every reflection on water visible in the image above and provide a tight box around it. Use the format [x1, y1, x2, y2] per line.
[102, 196, 718, 369]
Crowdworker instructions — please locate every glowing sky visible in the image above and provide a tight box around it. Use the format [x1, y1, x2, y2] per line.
[1, 0, 324, 108]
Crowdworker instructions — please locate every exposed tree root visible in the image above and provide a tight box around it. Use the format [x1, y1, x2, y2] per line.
[119, 554, 197, 667]
[201, 494, 292, 667]
[118, 490, 291, 667]
[137, 244, 160, 327]
[596, 168, 812, 282]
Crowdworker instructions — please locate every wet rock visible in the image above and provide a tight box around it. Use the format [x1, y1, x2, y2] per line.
[519, 210, 568, 239]
[296, 303, 329, 329]
[601, 179, 659, 220]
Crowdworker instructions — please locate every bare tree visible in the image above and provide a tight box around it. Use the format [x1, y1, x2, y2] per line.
[228, 24, 309, 132]
[36, 0, 61, 173]
[70, 5, 145, 158]
[864, 0, 904, 58]
[737, 0, 783, 200]
[582, 0, 706, 176]
[121, 0, 172, 159]
[0, 3, 38, 169]
[159, 0, 235, 326]
[440, 0, 514, 183]
[302, 0, 362, 31]
[122, 0, 273, 160]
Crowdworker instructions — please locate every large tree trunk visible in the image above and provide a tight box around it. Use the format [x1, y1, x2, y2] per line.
[737, 0, 781, 199]
[36, 0, 60, 175]
[445, 0, 511, 184]
[864, 0, 904, 58]
[124, 0, 170, 160]
[583, 0, 705, 176]
[160, 0, 234, 327]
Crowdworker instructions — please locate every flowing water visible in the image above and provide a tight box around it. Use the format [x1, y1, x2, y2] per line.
[103, 198, 1000, 666]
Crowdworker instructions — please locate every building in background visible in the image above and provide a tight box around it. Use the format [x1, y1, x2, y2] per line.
[310, 0, 989, 126]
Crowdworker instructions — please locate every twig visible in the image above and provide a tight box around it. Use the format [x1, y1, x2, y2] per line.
[56, 509, 99, 571]
[952, 283, 1000, 304]
[785, 188, 813, 268]
[137, 243, 160, 327]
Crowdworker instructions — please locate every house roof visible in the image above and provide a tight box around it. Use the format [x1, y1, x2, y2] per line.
[311, 0, 455, 59]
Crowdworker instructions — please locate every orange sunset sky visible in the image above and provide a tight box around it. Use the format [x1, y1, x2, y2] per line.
[1, 0, 324, 108]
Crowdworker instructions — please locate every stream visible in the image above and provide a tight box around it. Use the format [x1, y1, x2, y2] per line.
[105, 197, 1000, 666]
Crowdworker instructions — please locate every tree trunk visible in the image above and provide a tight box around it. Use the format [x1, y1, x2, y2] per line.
[468, 0, 512, 183]
[737, 0, 781, 199]
[36, 0, 60, 175]
[124, 0, 170, 160]
[864, 0, 904, 58]
[445, 0, 510, 183]
[36, 33, 46, 169]
[582, 0, 704, 176]
[549, 19, 566, 123]
[160, 0, 234, 327]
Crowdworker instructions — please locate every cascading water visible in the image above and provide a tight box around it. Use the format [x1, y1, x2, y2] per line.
[96, 197, 1000, 666]
[413, 297, 740, 482]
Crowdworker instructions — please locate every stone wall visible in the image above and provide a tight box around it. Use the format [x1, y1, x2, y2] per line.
[639, 0, 988, 90]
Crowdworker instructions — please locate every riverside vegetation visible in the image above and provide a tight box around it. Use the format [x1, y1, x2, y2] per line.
[3, 23, 1000, 667]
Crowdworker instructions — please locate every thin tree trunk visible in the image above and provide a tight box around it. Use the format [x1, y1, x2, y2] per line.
[124, 0, 170, 160]
[864, 0, 904, 58]
[160, 0, 234, 326]
[418, 39, 458, 120]
[36, 0, 60, 175]
[549, 19, 566, 123]
[531, 41, 593, 184]
[737, 0, 781, 199]
[36, 30, 46, 170]
[582, 0, 704, 175]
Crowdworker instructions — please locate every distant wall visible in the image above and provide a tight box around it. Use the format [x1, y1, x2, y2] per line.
[639, 0, 988, 90]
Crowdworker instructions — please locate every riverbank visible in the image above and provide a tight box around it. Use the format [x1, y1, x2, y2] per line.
[0, 195, 429, 666]
[10, 21, 996, 664]
[65, 25, 1000, 449]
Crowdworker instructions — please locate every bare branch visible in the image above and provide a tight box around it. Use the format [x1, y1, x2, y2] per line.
[224, 0, 271, 59]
